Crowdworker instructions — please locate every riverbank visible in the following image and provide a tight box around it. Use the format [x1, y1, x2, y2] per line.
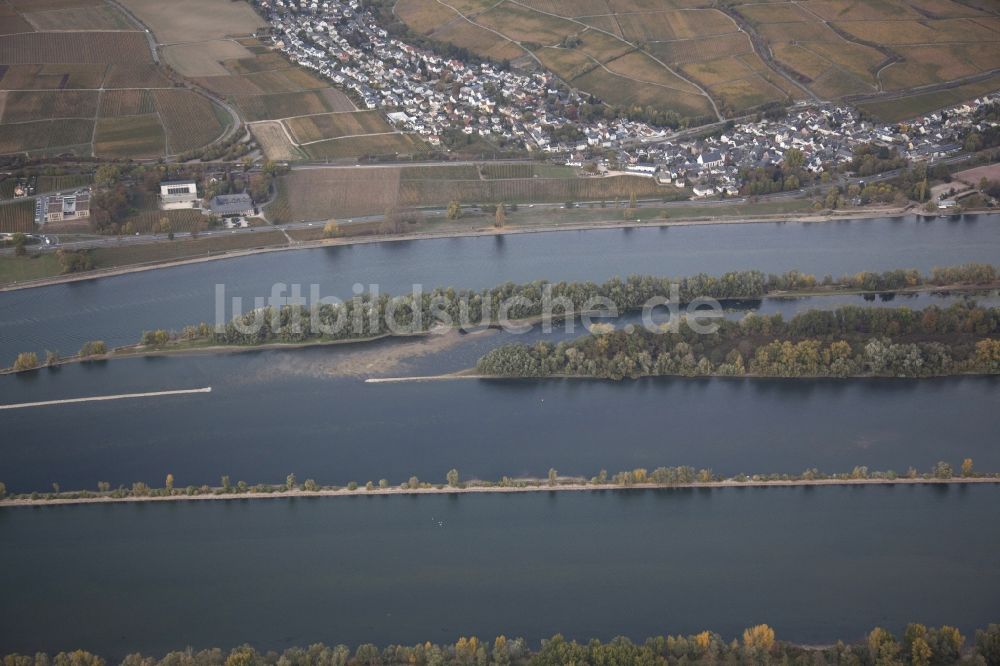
[2, 476, 996, 508]
[0, 204, 924, 293]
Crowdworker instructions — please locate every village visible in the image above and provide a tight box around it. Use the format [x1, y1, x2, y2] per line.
[256, 0, 999, 198]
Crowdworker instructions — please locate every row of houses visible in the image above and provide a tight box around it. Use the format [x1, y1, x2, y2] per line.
[605, 96, 997, 196]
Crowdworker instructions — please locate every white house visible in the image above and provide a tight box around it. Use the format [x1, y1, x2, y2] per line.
[159, 180, 199, 210]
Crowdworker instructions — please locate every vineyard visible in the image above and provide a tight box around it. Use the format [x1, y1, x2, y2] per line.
[285, 111, 392, 144]
[274, 168, 678, 222]
[230, 89, 354, 122]
[0, 199, 35, 233]
[37, 173, 93, 193]
[99, 89, 155, 117]
[302, 133, 427, 160]
[0, 90, 99, 122]
[0, 32, 152, 64]
[479, 163, 576, 179]
[0, 118, 93, 154]
[153, 89, 229, 154]
[102, 64, 172, 88]
[93, 115, 165, 159]
[122, 208, 206, 234]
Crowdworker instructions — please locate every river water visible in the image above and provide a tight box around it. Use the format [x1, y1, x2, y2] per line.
[0, 485, 997, 658]
[2, 214, 999, 360]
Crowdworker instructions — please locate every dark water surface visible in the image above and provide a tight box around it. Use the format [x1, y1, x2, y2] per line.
[1, 485, 997, 658]
[2, 349, 997, 493]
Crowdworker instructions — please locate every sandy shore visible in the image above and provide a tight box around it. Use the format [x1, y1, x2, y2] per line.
[0, 206, 919, 293]
[2, 476, 996, 508]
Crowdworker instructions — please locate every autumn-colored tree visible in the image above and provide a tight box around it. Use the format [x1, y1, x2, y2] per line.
[743, 624, 775, 665]
[323, 221, 340, 238]
[548, 468, 557, 486]
[12, 351, 39, 372]
[495, 203, 505, 228]
[962, 458, 974, 477]
[165, 474, 174, 492]
[868, 627, 902, 666]
[447, 200, 461, 219]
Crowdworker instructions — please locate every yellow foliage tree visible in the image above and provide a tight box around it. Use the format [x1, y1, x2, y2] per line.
[743, 624, 775, 652]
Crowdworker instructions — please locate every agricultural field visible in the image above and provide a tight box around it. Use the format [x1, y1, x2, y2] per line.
[233, 89, 356, 122]
[856, 72, 1000, 122]
[249, 122, 305, 162]
[398, 0, 1000, 116]
[285, 111, 393, 144]
[93, 115, 166, 159]
[301, 133, 429, 161]
[0, 90, 98, 123]
[99, 89, 156, 118]
[117, 0, 264, 45]
[21, 4, 134, 31]
[0, 0, 231, 158]
[731, 0, 1000, 99]
[272, 166, 677, 221]
[152, 89, 230, 154]
[37, 173, 93, 193]
[0, 118, 93, 155]
[0, 199, 36, 233]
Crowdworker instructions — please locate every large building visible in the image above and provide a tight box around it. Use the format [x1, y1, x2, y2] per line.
[159, 180, 199, 210]
[44, 192, 90, 223]
[208, 193, 255, 218]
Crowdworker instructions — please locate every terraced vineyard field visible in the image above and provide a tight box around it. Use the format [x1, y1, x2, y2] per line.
[396, 0, 1000, 118]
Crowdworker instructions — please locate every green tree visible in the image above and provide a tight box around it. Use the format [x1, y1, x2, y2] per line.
[976, 624, 1000, 666]
[784, 148, 805, 171]
[221, 475, 232, 492]
[11, 232, 27, 256]
[407, 476, 419, 489]
[0, 481, 6, 500]
[286, 473, 297, 491]
[447, 468, 460, 488]
[548, 468, 557, 486]
[932, 461, 953, 479]
[95, 165, 121, 187]
[868, 627, 902, 666]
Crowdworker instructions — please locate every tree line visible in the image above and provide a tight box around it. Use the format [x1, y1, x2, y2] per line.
[475, 301, 1000, 380]
[3, 458, 993, 502]
[3, 623, 999, 666]
[201, 264, 997, 347]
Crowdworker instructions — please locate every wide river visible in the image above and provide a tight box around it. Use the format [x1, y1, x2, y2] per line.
[2, 214, 999, 359]
[2, 349, 998, 493]
[1, 485, 998, 658]
[1, 215, 999, 657]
